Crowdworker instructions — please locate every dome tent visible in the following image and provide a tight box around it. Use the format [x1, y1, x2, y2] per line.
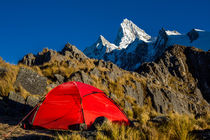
[23, 81, 130, 130]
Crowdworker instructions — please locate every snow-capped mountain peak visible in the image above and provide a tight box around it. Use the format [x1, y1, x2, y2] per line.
[83, 35, 117, 59]
[96, 35, 118, 52]
[98, 35, 111, 47]
[83, 19, 210, 72]
[114, 18, 151, 49]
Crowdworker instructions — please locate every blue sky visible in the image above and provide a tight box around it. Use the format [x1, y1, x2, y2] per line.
[0, 0, 210, 63]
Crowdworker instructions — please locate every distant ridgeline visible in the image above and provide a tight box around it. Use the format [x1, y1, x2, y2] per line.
[84, 18, 210, 71]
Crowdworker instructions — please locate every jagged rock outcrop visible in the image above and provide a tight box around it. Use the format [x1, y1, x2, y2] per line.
[137, 45, 209, 114]
[61, 43, 88, 61]
[19, 43, 87, 66]
[184, 47, 210, 102]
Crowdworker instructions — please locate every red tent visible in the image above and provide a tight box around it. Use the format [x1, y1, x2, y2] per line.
[24, 81, 129, 130]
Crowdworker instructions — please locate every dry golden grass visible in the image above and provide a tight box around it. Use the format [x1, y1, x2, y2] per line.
[18, 63, 43, 76]
[56, 133, 86, 140]
[96, 121, 141, 140]
[0, 61, 19, 96]
[55, 106, 210, 140]
[14, 84, 31, 99]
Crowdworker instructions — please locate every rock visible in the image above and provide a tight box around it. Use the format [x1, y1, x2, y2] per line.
[54, 74, 64, 83]
[0, 66, 7, 77]
[89, 68, 100, 77]
[66, 60, 72, 67]
[113, 42, 148, 71]
[19, 53, 36, 66]
[80, 131, 97, 140]
[150, 116, 170, 124]
[184, 47, 210, 103]
[69, 71, 92, 85]
[195, 112, 208, 119]
[124, 100, 132, 110]
[47, 83, 58, 89]
[19, 49, 64, 66]
[105, 71, 118, 82]
[94, 60, 106, 67]
[61, 43, 88, 61]
[147, 86, 196, 114]
[137, 45, 209, 114]
[15, 67, 47, 95]
[19, 43, 88, 66]
[189, 129, 210, 140]
[123, 82, 144, 106]
[135, 81, 144, 106]
[104, 64, 123, 82]
[89, 116, 108, 130]
[8, 91, 25, 105]
[26, 96, 40, 107]
[187, 29, 199, 43]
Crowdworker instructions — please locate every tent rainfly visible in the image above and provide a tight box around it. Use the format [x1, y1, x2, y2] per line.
[23, 81, 130, 130]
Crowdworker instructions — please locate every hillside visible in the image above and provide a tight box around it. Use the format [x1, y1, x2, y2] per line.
[0, 43, 209, 139]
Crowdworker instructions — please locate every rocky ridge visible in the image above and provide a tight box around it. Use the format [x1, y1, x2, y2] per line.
[4, 43, 207, 116]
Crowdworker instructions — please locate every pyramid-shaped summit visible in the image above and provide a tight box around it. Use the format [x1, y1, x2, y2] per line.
[114, 18, 151, 49]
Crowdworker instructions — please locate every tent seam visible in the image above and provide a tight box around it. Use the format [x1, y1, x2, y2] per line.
[72, 82, 86, 126]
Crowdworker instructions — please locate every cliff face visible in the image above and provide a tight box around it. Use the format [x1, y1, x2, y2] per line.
[137, 45, 209, 114]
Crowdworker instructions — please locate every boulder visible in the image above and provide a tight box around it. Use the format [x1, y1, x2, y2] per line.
[150, 116, 170, 124]
[19, 53, 36, 66]
[15, 67, 47, 95]
[8, 91, 25, 105]
[69, 71, 92, 85]
[54, 74, 64, 84]
[89, 116, 108, 131]
[189, 129, 210, 140]
[26, 96, 40, 107]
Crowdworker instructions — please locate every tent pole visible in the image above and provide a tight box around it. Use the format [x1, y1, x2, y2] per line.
[3, 103, 40, 138]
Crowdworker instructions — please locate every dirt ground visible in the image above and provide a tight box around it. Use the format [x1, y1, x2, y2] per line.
[0, 116, 54, 140]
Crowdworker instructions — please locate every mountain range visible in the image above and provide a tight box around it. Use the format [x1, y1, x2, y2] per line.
[84, 19, 210, 71]
[0, 19, 210, 139]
